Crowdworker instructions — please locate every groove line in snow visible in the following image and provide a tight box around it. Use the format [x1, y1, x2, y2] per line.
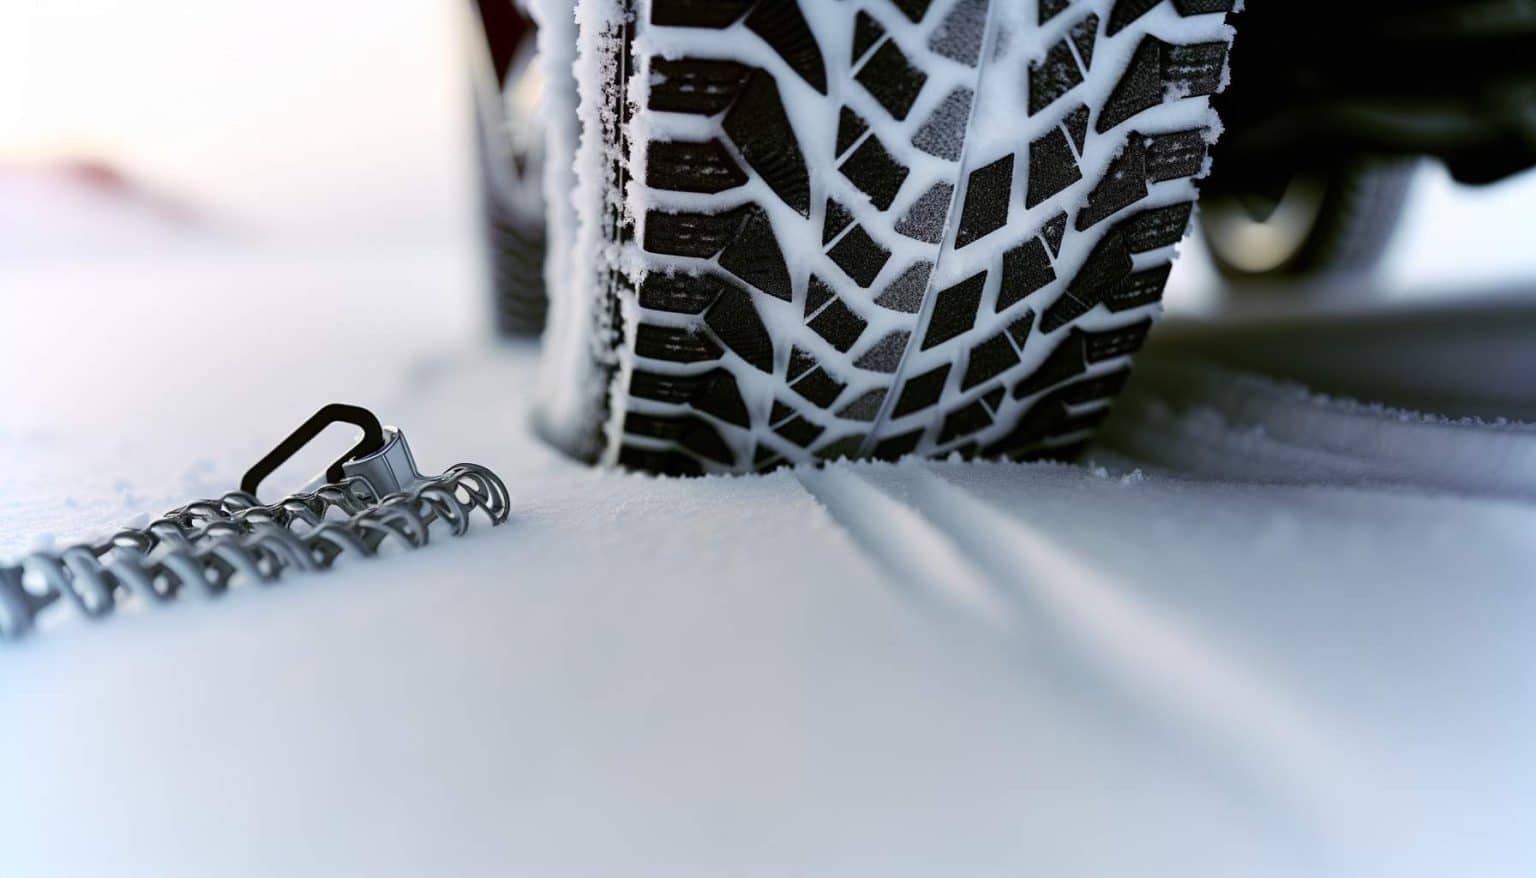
[897, 465, 1389, 835]
[794, 466, 1013, 627]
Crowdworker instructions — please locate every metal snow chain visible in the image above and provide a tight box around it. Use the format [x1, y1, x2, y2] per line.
[0, 404, 509, 641]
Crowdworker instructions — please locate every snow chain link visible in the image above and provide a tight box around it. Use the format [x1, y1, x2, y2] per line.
[0, 407, 510, 642]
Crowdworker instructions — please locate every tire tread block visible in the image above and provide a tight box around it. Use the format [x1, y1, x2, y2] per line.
[723, 71, 813, 216]
[705, 283, 776, 372]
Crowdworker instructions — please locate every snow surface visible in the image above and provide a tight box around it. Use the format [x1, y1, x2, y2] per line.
[3, 235, 1533, 876]
[4, 0, 1536, 872]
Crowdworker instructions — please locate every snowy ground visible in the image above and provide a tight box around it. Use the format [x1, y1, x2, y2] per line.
[4, 234, 1535, 876]
[4, 1, 1536, 874]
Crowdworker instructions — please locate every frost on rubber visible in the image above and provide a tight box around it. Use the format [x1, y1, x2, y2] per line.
[538, 0, 1235, 475]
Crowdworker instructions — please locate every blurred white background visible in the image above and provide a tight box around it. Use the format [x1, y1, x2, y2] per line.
[5, 0, 1536, 291]
[1, 0, 472, 257]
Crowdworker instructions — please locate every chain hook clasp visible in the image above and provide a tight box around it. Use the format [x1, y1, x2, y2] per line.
[240, 404, 389, 503]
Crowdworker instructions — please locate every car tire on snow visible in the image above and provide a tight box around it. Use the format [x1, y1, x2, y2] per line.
[534, 0, 1237, 474]
[1199, 160, 1416, 281]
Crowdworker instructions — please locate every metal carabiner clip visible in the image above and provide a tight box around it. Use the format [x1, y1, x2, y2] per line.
[241, 404, 430, 503]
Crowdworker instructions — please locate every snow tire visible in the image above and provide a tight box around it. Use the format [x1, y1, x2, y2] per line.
[537, 0, 1236, 474]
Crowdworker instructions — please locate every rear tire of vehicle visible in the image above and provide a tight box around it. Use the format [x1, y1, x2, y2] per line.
[540, 0, 1238, 475]
[471, 5, 550, 336]
[1199, 160, 1416, 281]
[476, 104, 550, 335]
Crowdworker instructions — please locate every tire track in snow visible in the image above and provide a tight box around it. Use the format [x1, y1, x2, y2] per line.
[886, 464, 1391, 839]
[794, 466, 1014, 628]
[802, 459, 1389, 839]
[1103, 357, 1536, 500]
